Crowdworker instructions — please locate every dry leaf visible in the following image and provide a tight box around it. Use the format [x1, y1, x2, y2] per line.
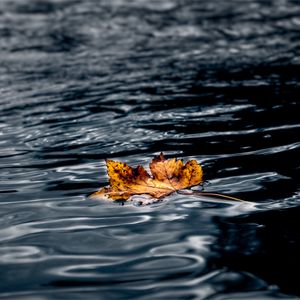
[90, 153, 203, 201]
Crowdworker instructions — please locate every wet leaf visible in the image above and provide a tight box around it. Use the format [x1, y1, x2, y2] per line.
[90, 153, 203, 201]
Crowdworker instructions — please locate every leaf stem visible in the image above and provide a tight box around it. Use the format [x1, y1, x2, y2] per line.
[177, 190, 246, 202]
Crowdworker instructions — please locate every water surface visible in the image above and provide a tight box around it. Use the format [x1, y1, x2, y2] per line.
[0, 0, 300, 299]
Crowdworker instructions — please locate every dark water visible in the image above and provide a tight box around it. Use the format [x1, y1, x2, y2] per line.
[1, 0, 300, 299]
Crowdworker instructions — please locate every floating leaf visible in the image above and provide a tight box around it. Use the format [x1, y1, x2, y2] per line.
[90, 153, 203, 201]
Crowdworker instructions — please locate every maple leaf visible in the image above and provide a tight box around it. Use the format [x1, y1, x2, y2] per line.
[90, 153, 203, 201]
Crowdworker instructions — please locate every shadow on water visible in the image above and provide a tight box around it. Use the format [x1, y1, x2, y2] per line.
[214, 205, 300, 297]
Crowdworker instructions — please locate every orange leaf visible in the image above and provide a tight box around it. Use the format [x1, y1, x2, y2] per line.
[90, 153, 203, 201]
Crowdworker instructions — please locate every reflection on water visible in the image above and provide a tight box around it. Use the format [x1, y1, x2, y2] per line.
[0, 0, 300, 299]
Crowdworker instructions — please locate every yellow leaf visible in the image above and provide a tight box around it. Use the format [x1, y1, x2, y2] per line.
[90, 153, 203, 201]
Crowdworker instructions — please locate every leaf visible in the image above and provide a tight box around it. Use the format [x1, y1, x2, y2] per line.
[90, 153, 203, 201]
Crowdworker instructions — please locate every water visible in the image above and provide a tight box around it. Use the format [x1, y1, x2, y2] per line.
[0, 0, 300, 299]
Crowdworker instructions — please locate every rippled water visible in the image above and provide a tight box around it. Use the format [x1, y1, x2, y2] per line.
[1, 0, 300, 299]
